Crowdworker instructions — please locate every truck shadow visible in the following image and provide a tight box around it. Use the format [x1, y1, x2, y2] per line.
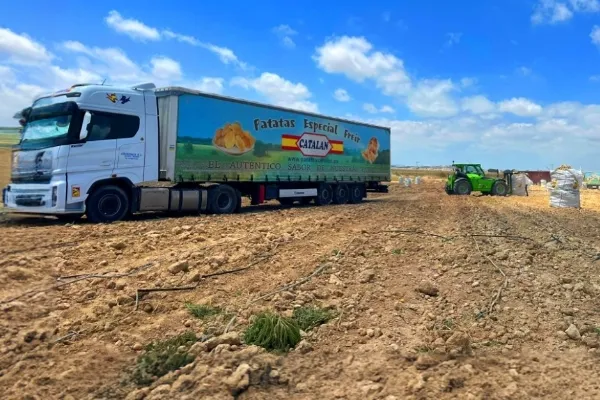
[0, 198, 388, 227]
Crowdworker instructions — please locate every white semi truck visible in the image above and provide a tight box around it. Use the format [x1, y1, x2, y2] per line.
[3, 83, 391, 223]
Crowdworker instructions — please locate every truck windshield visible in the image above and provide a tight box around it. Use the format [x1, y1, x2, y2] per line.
[18, 101, 81, 149]
[21, 115, 71, 142]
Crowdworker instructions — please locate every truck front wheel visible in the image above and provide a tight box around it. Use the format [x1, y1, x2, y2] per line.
[208, 185, 238, 214]
[86, 185, 130, 223]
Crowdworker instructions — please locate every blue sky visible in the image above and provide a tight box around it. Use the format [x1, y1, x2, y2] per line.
[1, 0, 600, 170]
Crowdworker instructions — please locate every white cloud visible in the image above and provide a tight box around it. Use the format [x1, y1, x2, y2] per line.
[150, 57, 182, 81]
[231, 72, 318, 112]
[191, 77, 225, 94]
[104, 10, 161, 41]
[406, 79, 458, 118]
[103, 11, 248, 69]
[200, 43, 248, 70]
[363, 103, 378, 113]
[498, 97, 543, 117]
[0, 31, 228, 125]
[591, 25, 600, 46]
[333, 88, 351, 102]
[0, 28, 53, 65]
[445, 32, 462, 47]
[362, 103, 395, 114]
[531, 0, 574, 24]
[314, 36, 411, 96]
[590, 75, 600, 81]
[272, 25, 298, 49]
[162, 30, 200, 46]
[461, 95, 496, 114]
[460, 77, 477, 88]
[517, 66, 533, 76]
[382, 12, 391, 22]
[570, 0, 600, 12]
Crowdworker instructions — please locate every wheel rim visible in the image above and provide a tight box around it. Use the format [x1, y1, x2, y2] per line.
[217, 193, 232, 210]
[339, 187, 347, 198]
[353, 187, 361, 198]
[497, 185, 506, 195]
[98, 194, 122, 218]
[457, 184, 468, 194]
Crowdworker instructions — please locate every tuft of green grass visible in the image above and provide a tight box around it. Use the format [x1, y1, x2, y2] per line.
[244, 312, 301, 352]
[132, 331, 197, 386]
[392, 249, 404, 255]
[292, 306, 336, 332]
[185, 303, 222, 319]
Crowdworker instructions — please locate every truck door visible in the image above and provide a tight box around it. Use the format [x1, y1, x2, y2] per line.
[67, 111, 118, 180]
[113, 112, 145, 182]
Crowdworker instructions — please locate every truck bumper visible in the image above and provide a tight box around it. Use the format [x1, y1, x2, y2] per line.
[3, 180, 85, 215]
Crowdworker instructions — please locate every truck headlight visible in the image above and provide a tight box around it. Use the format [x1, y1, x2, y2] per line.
[52, 186, 58, 207]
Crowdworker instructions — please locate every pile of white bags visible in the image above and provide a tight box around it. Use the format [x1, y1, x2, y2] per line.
[398, 176, 404, 185]
[512, 173, 533, 196]
[404, 178, 412, 187]
[549, 165, 583, 208]
[414, 176, 422, 185]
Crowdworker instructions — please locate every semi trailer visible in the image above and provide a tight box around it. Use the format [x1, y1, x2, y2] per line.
[3, 83, 391, 223]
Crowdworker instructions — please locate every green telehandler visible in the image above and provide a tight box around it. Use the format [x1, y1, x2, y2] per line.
[445, 163, 513, 196]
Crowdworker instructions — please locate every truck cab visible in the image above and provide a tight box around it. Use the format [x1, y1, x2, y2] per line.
[3, 83, 159, 221]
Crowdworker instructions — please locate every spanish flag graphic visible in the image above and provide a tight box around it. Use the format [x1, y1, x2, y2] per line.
[281, 134, 344, 155]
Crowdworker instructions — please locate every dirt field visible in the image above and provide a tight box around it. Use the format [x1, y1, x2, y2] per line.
[0, 148, 11, 192]
[1, 180, 600, 400]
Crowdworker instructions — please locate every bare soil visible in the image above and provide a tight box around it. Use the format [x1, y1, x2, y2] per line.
[1, 181, 600, 399]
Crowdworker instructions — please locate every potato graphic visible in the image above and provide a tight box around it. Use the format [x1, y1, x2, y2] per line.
[213, 122, 256, 155]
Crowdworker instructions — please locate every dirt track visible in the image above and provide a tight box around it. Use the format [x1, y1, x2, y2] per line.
[1, 181, 600, 399]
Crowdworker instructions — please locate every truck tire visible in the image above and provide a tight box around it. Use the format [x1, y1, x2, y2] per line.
[492, 180, 508, 196]
[333, 184, 350, 204]
[453, 178, 472, 195]
[86, 185, 130, 223]
[349, 184, 364, 204]
[316, 183, 333, 205]
[208, 184, 238, 214]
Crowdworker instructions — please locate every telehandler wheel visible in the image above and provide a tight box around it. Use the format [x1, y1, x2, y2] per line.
[208, 184, 238, 214]
[316, 183, 333, 205]
[86, 185, 130, 223]
[453, 178, 472, 195]
[333, 184, 350, 205]
[348, 184, 364, 204]
[492, 180, 509, 197]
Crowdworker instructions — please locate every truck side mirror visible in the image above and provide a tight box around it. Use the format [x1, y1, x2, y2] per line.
[79, 112, 91, 141]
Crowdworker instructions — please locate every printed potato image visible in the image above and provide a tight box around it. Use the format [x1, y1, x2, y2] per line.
[213, 122, 256, 155]
[362, 137, 380, 163]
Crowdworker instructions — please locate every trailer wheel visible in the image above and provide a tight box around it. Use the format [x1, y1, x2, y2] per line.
[208, 184, 238, 214]
[333, 184, 350, 204]
[316, 184, 333, 205]
[86, 185, 130, 223]
[349, 184, 364, 204]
